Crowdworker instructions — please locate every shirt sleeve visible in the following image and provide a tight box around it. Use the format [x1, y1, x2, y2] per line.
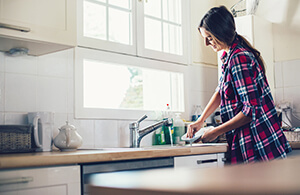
[229, 52, 261, 118]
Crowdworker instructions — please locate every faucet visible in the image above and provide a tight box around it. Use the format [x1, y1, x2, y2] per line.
[129, 114, 173, 148]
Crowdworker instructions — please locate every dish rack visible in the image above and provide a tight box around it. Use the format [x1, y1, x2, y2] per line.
[0, 125, 36, 153]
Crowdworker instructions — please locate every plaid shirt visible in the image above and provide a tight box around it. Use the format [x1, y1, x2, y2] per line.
[218, 36, 292, 164]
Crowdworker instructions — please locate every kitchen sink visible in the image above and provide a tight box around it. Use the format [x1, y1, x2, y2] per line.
[143, 143, 227, 150]
[78, 147, 146, 152]
[79, 143, 227, 152]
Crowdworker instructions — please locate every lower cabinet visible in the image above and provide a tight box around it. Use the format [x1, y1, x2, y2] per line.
[174, 153, 225, 169]
[0, 165, 80, 195]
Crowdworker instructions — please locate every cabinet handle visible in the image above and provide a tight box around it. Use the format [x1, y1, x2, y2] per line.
[0, 177, 33, 185]
[197, 159, 217, 164]
[0, 22, 30, 32]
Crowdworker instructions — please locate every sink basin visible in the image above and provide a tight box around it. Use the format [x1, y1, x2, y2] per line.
[142, 143, 227, 150]
[79, 143, 227, 152]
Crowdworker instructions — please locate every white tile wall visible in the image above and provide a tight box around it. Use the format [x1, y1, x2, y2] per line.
[0, 52, 4, 72]
[5, 73, 37, 112]
[187, 64, 218, 121]
[5, 55, 37, 75]
[274, 59, 300, 127]
[0, 72, 4, 112]
[0, 49, 219, 148]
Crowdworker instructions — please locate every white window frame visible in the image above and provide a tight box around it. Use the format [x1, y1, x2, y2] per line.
[136, 0, 189, 64]
[77, 0, 137, 55]
[74, 47, 188, 120]
[77, 0, 190, 65]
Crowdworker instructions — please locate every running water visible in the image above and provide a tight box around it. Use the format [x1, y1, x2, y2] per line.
[168, 126, 173, 146]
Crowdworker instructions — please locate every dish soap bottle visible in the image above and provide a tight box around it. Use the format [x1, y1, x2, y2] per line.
[173, 113, 185, 145]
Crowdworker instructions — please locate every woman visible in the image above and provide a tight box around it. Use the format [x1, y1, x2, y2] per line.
[187, 6, 291, 164]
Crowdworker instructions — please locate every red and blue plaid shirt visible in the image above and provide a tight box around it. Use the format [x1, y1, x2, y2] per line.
[218, 36, 292, 164]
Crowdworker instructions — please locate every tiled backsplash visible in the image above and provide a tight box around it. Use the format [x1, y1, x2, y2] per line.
[274, 59, 300, 127]
[0, 49, 217, 148]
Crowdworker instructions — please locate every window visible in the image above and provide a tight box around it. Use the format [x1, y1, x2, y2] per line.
[83, 0, 133, 45]
[75, 47, 186, 120]
[77, 0, 189, 64]
[142, 0, 183, 55]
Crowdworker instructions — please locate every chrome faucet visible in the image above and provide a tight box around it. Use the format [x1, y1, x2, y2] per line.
[129, 114, 173, 148]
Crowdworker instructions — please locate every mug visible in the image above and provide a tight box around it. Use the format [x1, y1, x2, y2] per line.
[28, 112, 54, 152]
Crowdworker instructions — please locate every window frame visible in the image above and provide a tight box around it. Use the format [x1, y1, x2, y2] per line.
[77, 0, 190, 65]
[77, 0, 137, 55]
[74, 47, 188, 120]
[136, 0, 189, 64]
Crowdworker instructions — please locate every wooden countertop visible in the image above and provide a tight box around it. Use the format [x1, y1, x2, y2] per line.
[0, 143, 228, 169]
[89, 155, 300, 195]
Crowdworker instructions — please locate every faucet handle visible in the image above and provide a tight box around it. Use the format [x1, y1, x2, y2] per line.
[164, 118, 173, 126]
[129, 114, 147, 130]
[137, 114, 147, 123]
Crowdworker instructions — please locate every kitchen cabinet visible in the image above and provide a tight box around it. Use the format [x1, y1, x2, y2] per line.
[189, 0, 218, 66]
[217, 15, 275, 92]
[0, 165, 80, 195]
[0, 0, 76, 56]
[174, 153, 225, 169]
[77, 0, 189, 64]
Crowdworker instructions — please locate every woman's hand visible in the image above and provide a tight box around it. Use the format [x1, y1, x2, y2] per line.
[187, 120, 204, 138]
[201, 127, 219, 143]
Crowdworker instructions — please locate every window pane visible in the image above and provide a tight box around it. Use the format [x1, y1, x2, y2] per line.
[109, 8, 132, 45]
[84, 1, 106, 40]
[163, 23, 182, 55]
[144, 18, 162, 51]
[109, 0, 131, 9]
[143, 0, 183, 56]
[144, 0, 161, 18]
[162, 0, 181, 23]
[83, 59, 184, 112]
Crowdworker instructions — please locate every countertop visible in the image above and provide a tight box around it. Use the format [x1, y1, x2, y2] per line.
[0, 143, 228, 169]
[89, 155, 300, 195]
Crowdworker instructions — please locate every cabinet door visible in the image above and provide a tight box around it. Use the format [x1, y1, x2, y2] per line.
[0, 0, 76, 55]
[0, 165, 80, 195]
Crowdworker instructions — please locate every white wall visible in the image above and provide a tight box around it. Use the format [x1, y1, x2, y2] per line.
[255, 0, 300, 127]
[255, 0, 300, 62]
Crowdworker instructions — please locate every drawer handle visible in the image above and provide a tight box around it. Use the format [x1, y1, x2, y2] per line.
[197, 159, 217, 164]
[0, 22, 31, 32]
[0, 177, 33, 185]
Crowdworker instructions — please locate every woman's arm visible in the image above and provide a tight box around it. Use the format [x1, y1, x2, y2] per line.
[201, 111, 251, 142]
[187, 91, 221, 138]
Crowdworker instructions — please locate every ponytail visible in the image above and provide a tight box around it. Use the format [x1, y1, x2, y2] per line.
[236, 34, 266, 74]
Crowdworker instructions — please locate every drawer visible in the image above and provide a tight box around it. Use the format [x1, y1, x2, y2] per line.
[174, 153, 223, 169]
[0, 165, 80, 194]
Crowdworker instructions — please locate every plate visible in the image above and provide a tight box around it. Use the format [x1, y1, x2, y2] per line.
[181, 126, 214, 143]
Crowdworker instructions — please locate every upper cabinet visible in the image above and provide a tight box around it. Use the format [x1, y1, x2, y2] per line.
[77, 0, 189, 65]
[189, 0, 218, 66]
[0, 0, 76, 56]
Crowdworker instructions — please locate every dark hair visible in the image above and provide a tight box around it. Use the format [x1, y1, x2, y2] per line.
[199, 6, 265, 74]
